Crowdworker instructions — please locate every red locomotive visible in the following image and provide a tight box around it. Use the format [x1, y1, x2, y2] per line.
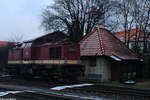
[7, 31, 83, 81]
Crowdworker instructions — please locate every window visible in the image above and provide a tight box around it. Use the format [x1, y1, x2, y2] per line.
[89, 57, 96, 67]
[23, 43, 32, 47]
[50, 47, 55, 59]
[55, 47, 61, 59]
[26, 43, 32, 47]
[69, 47, 76, 52]
[50, 47, 61, 59]
[21, 43, 26, 48]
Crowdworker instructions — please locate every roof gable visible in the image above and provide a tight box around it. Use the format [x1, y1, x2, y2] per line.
[80, 28, 139, 60]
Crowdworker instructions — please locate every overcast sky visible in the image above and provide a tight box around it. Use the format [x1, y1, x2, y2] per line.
[0, 0, 53, 41]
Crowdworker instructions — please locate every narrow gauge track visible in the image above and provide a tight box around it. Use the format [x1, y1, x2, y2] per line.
[64, 85, 150, 100]
[3, 92, 73, 100]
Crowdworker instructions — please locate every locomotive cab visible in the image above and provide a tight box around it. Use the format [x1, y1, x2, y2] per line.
[22, 42, 32, 61]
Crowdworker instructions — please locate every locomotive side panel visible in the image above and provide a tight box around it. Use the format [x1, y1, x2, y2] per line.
[40, 46, 50, 60]
[8, 48, 23, 61]
[31, 43, 80, 61]
[31, 47, 39, 60]
[7, 42, 83, 82]
[63, 43, 80, 60]
[32, 46, 50, 60]
[49, 45, 62, 60]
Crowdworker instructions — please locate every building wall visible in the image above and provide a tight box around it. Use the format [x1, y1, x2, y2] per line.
[81, 56, 111, 82]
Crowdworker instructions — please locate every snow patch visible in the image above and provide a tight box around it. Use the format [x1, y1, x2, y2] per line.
[110, 56, 121, 61]
[51, 83, 94, 90]
[46, 91, 112, 100]
[0, 91, 23, 96]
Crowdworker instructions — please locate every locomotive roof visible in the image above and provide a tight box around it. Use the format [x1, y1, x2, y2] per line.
[80, 27, 140, 61]
[24, 31, 68, 43]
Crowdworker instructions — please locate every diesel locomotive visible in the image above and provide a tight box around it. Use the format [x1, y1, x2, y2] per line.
[7, 32, 83, 81]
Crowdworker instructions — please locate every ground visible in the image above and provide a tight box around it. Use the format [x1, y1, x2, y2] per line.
[0, 77, 150, 100]
[101, 80, 150, 90]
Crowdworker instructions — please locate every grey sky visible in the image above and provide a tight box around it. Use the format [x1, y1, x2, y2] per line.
[0, 0, 53, 41]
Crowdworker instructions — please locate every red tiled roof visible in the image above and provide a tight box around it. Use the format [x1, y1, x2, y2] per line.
[0, 41, 8, 46]
[80, 28, 139, 60]
[0, 41, 18, 47]
[115, 29, 150, 42]
[115, 29, 143, 37]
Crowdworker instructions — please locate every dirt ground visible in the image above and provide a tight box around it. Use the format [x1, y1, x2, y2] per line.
[0, 78, 150, 100]
[1, 77, 150, 90]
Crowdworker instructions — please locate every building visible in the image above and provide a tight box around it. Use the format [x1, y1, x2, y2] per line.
[115, 29, 150, 54]
[0, 41, 12, 47]
[115, 29, 150, 77]
[80, 28, 142, 82]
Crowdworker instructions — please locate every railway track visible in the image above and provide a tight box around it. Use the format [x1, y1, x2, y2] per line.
[3, 91, 73, 100]
[63, 84, 150, 100]
[0, 77, 150, 100]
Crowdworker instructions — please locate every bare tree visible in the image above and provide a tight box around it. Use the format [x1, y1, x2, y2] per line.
[41, 0, 112, 42]
[8, 33, 24, 42]
[129, 0, 150, 53]
[114, 0, 135, 46]
[114, 0, 150, 53]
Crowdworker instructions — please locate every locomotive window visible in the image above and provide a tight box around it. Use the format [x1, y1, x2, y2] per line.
[50, 48, 55, 59]
[21, 43, 26, 47]
[26, 43, 32, 47]
[50, 47, 61, 59]
[69, 47, 76, 52]
[21, 43, 32, 47]
[55, 47, 61, 59]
